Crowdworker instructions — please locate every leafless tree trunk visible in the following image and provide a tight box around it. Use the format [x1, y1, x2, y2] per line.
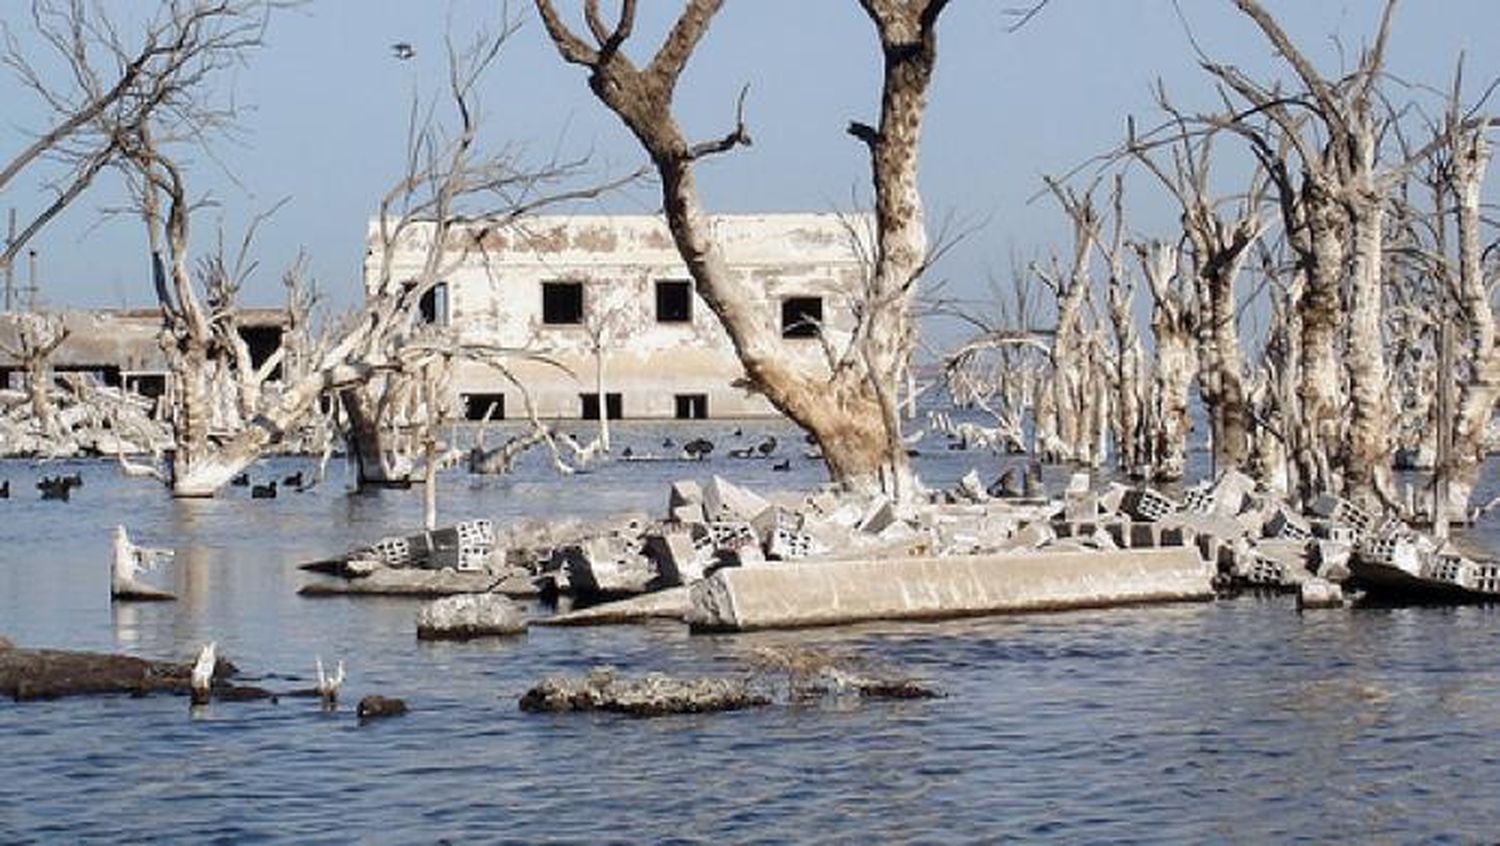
[534, 0, 948, 497]
[1440, 102, 1499, 515]
[0, 312, 69, 437]
[1136, 240, 1194, 480]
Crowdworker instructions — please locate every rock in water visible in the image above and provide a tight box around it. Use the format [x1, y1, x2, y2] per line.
[518, 667, 769, 717]
[357, 695, 408, 720]
[415, 593, 527, 640]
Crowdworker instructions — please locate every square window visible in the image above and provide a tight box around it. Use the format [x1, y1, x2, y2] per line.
[419, 282, 449, 325]
[674, 393, 708, 419]
[656, 280, 693, 323]
[781, 296, 823, 338]
[542, 281, 584, 325]
[580, 392, 623, 420]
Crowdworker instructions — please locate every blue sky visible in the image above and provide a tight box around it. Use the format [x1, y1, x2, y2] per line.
[2, 1, 1497, 344]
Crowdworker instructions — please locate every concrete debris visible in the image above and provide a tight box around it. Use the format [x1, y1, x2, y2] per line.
[703, 475, 770, 523]
[535, 587, 692, 626]
[688, 547, 1213, 632]
[308, 467, 1490, 620]
[1297, 578, 1345, 610]
[519, 667, 770, 716]
[415, 593, 528, 640]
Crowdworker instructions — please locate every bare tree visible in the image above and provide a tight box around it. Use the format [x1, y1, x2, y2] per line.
[0, 311, 68, 436]
[533, 0, 954, 498]
[0, 0, 282, 272]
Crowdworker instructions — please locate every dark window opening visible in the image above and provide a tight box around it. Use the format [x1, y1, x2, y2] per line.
[656, 279, 693, 323]
[462, 392, 506, 421]
[580, 392, 622, 420]
[419, 282, 449, 325]
[542, 281, 584, 325]
[674, 393, 708, 420]
[781, 296, 824, 338]
[125, 373, 167, 400]
[238, 325, 284, 379]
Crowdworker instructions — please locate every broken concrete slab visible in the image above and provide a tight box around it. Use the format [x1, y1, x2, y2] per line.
[1297, 578, 1345, 610]
[416, 593, 528, 640]
[562, 536, 656, 597]
[535, 587, 691, 626]
[703, 475, 771, 523]
[646, 528, 714, 586]
[687, 547, 1213, 631]
[299, 567, 525, 598]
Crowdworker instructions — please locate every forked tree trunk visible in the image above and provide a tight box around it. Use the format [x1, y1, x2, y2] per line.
[534, 0, 942, 497]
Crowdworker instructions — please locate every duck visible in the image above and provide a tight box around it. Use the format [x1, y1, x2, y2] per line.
[771, 459, 791, 472]
[283, 471, 304, 488]
[756, 436, 778, 457]
[682, 438, 714, 460]
[0, 479, 9, 499]
[37, 476, 72, 501]
[251, 481, 277, 499]
[229, 472, 250, 487]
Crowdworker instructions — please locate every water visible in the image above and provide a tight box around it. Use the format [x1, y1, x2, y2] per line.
[2, 422, 1499, 843]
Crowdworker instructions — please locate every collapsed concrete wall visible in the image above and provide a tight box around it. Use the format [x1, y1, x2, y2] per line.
[687, 547, 1213, 631]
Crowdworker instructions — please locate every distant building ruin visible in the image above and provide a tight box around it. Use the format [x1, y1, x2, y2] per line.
[0, 308, 288, 405]
[367, 213, 868, 420]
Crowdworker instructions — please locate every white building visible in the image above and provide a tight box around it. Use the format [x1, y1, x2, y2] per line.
[366, 213, 868, 420]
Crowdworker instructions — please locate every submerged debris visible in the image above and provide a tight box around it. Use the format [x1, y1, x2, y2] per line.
[519, 667, 769, 716]
[520, 650, 941, 718]
[415, 593, 528, 640]
[356, 695, 408, 720]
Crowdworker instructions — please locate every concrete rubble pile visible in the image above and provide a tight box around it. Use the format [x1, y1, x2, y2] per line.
[299, 519, 537, 597]
[0, 382, 172, 458]
[300, 464, 1495, 624]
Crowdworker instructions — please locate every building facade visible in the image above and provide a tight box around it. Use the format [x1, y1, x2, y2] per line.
[368, 213, 868, 420]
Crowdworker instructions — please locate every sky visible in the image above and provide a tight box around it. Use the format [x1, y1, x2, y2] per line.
[2, 0, 1498, 347]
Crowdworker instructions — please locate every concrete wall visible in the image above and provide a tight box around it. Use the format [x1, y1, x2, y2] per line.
[367, 214, 869, 420]
[688, 548, 1215, 631]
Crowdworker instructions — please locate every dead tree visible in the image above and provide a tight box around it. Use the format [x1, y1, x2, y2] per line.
[1204, 0, 1405, 507]
[1135, 240, 1195, 480]
[0, 311, 69, 437]
[1416, 75, 1500, 519]
[0, 0, 280, 272]
[1125, 111, 1265, 474]
[1033, 179, 1109, 465]
[534, 0, 950, 498]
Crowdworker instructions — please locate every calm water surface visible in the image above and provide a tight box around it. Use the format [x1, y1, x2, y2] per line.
[2, 422, 1499, 843]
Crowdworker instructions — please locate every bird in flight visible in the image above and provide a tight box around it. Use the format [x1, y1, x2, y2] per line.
[391, 42, 415, 60]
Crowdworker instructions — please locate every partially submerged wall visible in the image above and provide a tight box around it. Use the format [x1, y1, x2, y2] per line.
[687, 547, 1214, 631]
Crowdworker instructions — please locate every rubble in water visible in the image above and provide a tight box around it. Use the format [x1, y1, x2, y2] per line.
[415, 593, 528, 639]
[519, 650, 940, 717]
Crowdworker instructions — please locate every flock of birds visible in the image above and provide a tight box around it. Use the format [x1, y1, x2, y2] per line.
[1, 467, 313, 502]
[229, 469, 312, 499]
[618, 428, 803, 472]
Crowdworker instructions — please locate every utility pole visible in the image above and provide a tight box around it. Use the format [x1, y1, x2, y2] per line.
[4, 209, 14, 311]
[26, 248, 39, 311]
